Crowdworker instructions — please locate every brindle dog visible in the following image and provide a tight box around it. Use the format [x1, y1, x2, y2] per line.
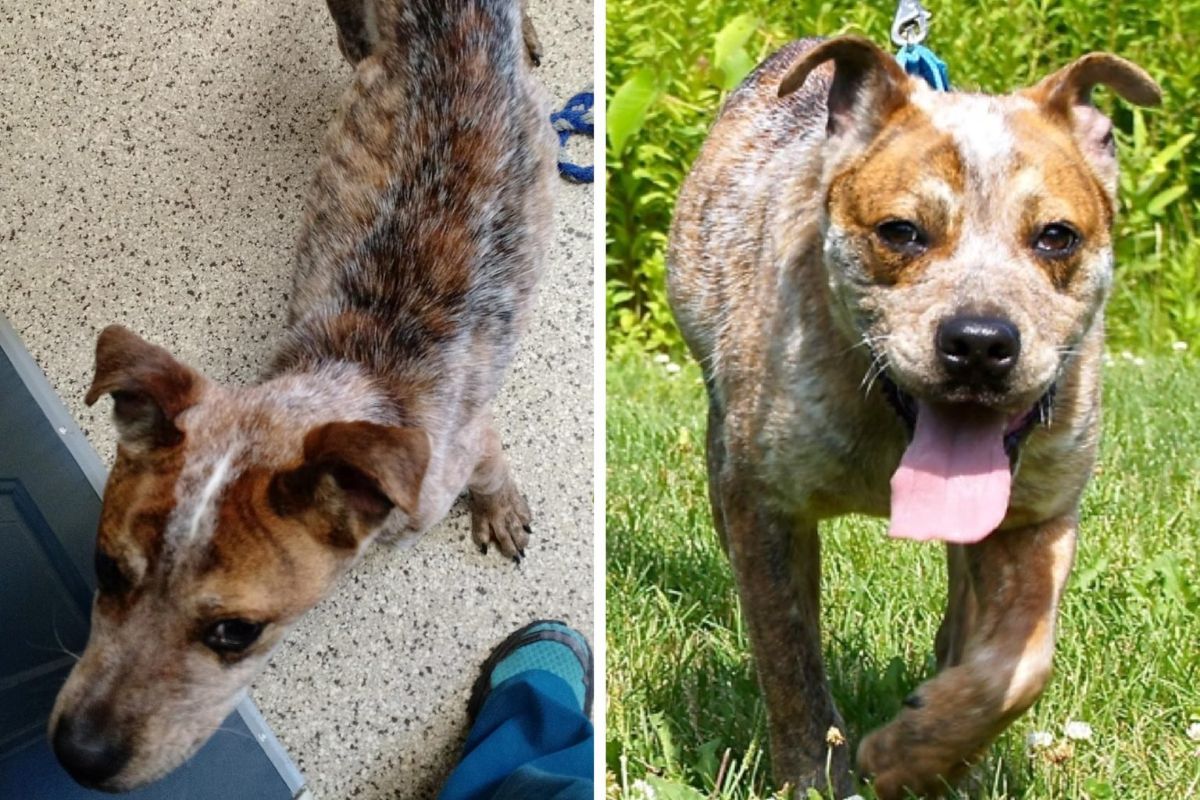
[50, 0, 554, 791]
[668, 35, 1159, 799]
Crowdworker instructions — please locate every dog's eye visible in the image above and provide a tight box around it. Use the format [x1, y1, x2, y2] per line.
[1033, 223, 1080, 257]
[94, 550, 130, 595]
[874, 220, 927, 254]
[203, 619, 265, 654]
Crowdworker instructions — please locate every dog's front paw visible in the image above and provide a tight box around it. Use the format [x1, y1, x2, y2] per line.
[858, 725, 931, 799]
[468, 484, 531, 562]
[857, 721, 969, 800]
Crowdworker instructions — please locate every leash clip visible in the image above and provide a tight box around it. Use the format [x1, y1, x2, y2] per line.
[890, 0, 931, 46]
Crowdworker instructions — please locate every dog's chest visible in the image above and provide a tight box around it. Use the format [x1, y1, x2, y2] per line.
[752, 373, 907, 518]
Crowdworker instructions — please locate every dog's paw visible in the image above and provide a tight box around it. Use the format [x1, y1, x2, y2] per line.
[469, 484, 531, 562]
[857, 722, 967, 800]
[858, 727, 920, 799]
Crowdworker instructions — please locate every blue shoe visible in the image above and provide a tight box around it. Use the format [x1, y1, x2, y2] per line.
[467, 620, 593, 722]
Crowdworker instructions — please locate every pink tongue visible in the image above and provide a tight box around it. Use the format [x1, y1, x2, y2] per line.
[889, 401, 1011, 543]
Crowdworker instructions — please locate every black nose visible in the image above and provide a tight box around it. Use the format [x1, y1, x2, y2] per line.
[52, 714, 130, 788]
[936, 316, 1021, 385]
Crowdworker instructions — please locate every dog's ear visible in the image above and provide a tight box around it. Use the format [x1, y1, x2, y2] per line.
[85, 325, 203, 450]
[778, 36, 911, 139]
[1024, 54, 1161, 184]
[270, 421, 430, 542]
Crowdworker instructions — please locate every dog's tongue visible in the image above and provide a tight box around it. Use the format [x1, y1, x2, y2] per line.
[889, 401, 1010, 543]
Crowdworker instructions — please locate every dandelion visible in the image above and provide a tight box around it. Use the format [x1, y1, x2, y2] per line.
[665, 362, 681, 374]
[826, 726, 846, 747]
[653, 353, 670, 364]
[1173, 341, 1189, 352]
[1026, 730, 1054, 750]
[1063, 720, 1093, 741]
[629, 779, 656, 799]
[1187, 722, 1200, 742]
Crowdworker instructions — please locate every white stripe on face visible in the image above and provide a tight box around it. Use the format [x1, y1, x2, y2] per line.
[915, 93, 1019, 181]
[176, 449, 236, 546]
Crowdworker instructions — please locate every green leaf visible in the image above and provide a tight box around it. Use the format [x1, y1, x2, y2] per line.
[718, 49, 757, 90]
[1132, 107, 1147, 154]
[1075, 557, 1110, 591]
[712, 13, 759, 89]
[1147, 185, 1188, 216]
[1147, 133, 1195, 173]
[608, 70, 660, 155]
[648, 711, 679, 770]
[643, 776, 707, 799]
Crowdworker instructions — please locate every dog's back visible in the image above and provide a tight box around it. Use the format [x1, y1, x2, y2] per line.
[276, 0, 556, 423]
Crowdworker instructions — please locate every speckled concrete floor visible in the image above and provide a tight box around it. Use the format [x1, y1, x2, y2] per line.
[0, 1, 594, 797]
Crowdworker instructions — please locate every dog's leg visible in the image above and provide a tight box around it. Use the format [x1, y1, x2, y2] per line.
[858, 514, 1077, 799]
[714, 439, 851, 793]
[933, 544, 975, 670]
[326, 0, 378, 65]
[467, 420, 531, 560]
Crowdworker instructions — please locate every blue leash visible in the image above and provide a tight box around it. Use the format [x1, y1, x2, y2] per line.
[891, 0, 950, 91]
[896, 43, 950, 91]
[550, 90, 594, 183]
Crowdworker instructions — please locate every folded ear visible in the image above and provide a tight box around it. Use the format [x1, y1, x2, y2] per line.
[270, 421, 430, 543]
[84, 325, 202, 450]
[778, 35, 912, 140]
[1024, 53, 1162, 187]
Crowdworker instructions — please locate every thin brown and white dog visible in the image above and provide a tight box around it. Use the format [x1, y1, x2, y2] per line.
[668, 36, 1159, 799]
[49, 0, 555, 790]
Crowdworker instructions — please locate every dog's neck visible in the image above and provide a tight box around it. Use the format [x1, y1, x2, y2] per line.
[264, 303, 448, 425]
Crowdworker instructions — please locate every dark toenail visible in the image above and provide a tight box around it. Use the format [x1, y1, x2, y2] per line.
[903, 693, 924, 708]
[522, 524, 531, 534]
[518, 548, 526, 558]
[479, 544, 488, 555]
[512, 554, 521, 565]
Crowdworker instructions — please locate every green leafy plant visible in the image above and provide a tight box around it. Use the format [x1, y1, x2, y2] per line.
[606, 0, 1200, 357]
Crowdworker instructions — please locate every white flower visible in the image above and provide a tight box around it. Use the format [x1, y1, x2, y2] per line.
[826, 725, 846, 746]
[1063, 720, 1093, 741]
[1173, 341, 1189, 352]
[1026, 730, 1054, 749]
[1187, 722, 1200, 741]
[653, 353, 670, 364]
[843, 795, 867, 800]
[1133, 356, 1146, 367]
[1121, 350, 1135, 360]
[665, 362, 681, 374]
[630, 779, 656, 799]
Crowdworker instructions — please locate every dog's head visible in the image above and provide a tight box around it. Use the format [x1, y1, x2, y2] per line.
[779, 37, 1159, 540]
[49, 325, 429, 791]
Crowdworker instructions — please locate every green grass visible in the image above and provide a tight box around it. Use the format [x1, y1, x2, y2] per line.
[606, 354, 1200, 799]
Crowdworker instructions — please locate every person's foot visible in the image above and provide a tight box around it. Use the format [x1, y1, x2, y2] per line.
[467, 620, 593, 721]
